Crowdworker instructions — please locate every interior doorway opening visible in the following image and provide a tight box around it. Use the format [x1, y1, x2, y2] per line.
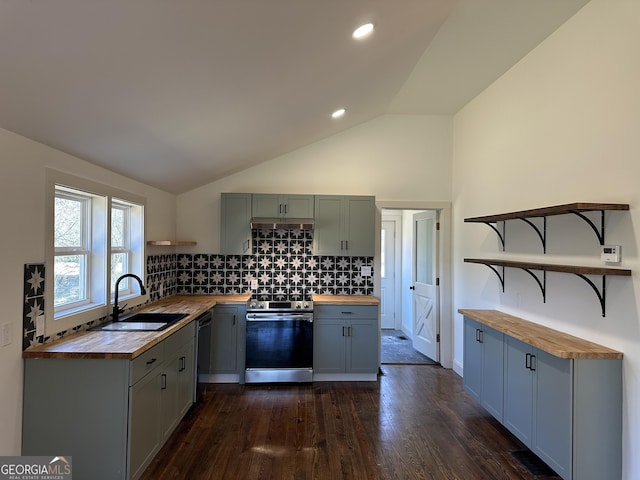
[378, 203, 452, 369]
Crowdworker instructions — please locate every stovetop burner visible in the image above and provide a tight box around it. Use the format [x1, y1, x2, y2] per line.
[247, 299, 313, 312]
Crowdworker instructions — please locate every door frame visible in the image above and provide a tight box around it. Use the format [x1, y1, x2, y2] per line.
[381, 214, 402, 330]
[375, 201, 452, 369]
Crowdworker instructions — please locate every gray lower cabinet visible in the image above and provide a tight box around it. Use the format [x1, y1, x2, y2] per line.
[314, 305, 378, 376]
[22, 322, 196, 480]
[463, 317, 504, 421]
[202, 304, 246, 382]
[220, 193, 252, 254]
[463, 315, 622, 480]
[313, 196, 375, 256]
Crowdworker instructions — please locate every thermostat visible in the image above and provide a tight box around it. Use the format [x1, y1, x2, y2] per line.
[601, 245, 621, 263]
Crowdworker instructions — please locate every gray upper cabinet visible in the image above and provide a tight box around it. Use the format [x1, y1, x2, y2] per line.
[252, 194, 314, 218]
[220, 193, 252, 254]
[313, 195, 375, 256]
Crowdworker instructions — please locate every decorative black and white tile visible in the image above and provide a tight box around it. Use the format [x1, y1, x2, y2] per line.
[23, 263, 45, 350]
[170, 229, 374, 300]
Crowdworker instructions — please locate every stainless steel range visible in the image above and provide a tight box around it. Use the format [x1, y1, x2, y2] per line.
[245, 299, 313, 383]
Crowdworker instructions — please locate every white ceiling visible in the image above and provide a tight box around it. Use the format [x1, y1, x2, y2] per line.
[0, 0, 589, 194]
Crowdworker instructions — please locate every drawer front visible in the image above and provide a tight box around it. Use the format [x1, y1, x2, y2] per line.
[130, 342, 165, 385]
[164, 321, 196, 356]
[315, 305, 378, 320]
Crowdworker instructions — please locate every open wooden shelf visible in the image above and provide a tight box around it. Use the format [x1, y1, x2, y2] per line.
[147, 240, 197, 246]
[464, 258, 631, 317]
[464, 202, 629, 252]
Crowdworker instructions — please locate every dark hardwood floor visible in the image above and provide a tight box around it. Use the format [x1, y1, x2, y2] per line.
[141, 366, 559, 480]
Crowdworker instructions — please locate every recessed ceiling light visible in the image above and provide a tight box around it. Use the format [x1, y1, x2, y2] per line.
[332, 108, 346, 119]
[352, 23, 374, 39]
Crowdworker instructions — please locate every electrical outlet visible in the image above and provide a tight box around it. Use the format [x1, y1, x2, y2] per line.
[251, 279, 258, 290]
[361, 266, 372, 277]
[1, 322, 12, 347]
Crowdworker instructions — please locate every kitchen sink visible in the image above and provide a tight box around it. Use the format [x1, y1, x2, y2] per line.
[91, 312, 189, 332]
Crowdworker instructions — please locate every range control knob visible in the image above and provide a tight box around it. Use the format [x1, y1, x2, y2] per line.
[295, 303, 301, 309]
[302, 302, 309, 309]
[249, 301, 258, 309]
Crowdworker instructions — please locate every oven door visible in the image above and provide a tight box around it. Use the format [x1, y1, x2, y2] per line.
[245, 312, 313, 383]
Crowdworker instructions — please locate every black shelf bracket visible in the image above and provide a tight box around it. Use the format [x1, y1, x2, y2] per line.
[570, 210, 606, 245]
[518, 217, 547, 253]
[484, 264, 505, 292]
[519, 268, 547, 302]
[574, 274, 607, 317]
[483, 221, 506, 251]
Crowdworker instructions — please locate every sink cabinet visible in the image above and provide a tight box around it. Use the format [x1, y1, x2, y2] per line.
[313, 304, 379, 380]
[22, 321, 196, 480]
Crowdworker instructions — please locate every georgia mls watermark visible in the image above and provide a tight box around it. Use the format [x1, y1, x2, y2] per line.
[0, 456, 72, 480]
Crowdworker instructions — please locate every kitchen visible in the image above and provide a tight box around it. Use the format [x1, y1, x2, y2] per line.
[1, 0, 640, 479]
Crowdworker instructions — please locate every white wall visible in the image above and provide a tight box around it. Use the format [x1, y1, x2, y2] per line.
[0, 128, 176, 455]
[177, 114, 452, 252]
[452, 0, 640, 477]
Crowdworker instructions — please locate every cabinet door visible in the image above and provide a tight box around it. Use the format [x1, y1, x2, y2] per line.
[346, 319, 379, 373]
[160, 359, 180, 441]
[481, 326, 504, 421]
[251, 194, 282, 217]
[129, 371, 163, 480]
[463, 317, 483, 403]
[314, 318, 346, 373]
[221, 193, 252, 254]
[503, 336, 534, 446]
[176, 340, 195, 417]
[313, 196, 344, 256]
[210, 306, 238, 373]
[344, 196, 375, 256]
[283, 195, 314, 218]
[532, 349, 571, 479]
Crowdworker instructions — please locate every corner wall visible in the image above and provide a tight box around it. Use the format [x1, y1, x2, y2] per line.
[0, 128, 176, 455]
[452, 1, 640, 477]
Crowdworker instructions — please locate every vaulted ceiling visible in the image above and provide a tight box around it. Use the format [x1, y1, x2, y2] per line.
[0, 0, 589, 194]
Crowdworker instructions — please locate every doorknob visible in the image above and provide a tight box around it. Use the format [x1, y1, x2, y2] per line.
[409, 286, 415, 290]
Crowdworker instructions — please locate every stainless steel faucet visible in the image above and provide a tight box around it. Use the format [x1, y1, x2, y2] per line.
[113, 273, 147, 322]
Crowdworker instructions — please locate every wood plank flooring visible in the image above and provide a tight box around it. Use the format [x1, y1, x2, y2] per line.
[141, 366, 560, 480]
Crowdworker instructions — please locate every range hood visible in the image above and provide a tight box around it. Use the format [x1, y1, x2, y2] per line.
[250, 217, 314, 230]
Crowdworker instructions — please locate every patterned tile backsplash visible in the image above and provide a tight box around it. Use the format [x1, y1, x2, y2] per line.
[147, 229, 374, 301]
[23, 229, 373, 347]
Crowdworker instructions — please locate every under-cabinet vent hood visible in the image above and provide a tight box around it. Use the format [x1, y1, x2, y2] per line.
[250, 217, 314, 230]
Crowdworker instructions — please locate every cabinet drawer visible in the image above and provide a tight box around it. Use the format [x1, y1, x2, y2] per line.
[315, 305, 377, 319]
[164, 321, 195, 356]
[131, 342, 164, 385]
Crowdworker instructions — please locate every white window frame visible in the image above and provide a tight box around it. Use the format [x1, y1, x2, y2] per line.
[45, 169, 147, 335]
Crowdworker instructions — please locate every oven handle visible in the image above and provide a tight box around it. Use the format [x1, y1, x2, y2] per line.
[246, 313, 313, 322]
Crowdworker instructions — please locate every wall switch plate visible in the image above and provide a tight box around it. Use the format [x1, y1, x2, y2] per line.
[1, 322, 11, 347]
[36, 315, 45, 337]
[250, 279, 258, 290]
[601, 245, 621, 263]
[361, 266, 372, 277]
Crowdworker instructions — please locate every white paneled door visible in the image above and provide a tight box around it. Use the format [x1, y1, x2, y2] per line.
[411, 211, 439, 361]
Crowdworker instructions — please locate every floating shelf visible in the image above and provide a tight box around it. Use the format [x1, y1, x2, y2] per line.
[464, 258, 631, 317]
[464, 202, 629, 252]
[146, 241, 197, 246]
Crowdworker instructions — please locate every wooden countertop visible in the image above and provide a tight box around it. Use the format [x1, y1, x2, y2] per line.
[312, 295, 380, 305]
[23, 294, 250, 360]
[459, 309, 623, 359]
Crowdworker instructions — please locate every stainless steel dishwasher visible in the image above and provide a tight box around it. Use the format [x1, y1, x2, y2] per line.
[194, 309, 212, 402]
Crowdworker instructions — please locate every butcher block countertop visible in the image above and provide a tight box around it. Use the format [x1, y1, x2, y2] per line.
[459, 309, 623, 360]
[312, 295, 380, 305]
[23, 294, 250, 360]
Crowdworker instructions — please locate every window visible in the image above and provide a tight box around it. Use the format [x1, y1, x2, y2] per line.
[46, 170, 146, 334]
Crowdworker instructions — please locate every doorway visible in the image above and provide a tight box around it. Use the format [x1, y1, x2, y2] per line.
[377, 203, 452, 368]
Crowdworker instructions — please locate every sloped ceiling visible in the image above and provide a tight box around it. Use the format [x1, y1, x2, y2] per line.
[0, 0, 589, 194]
